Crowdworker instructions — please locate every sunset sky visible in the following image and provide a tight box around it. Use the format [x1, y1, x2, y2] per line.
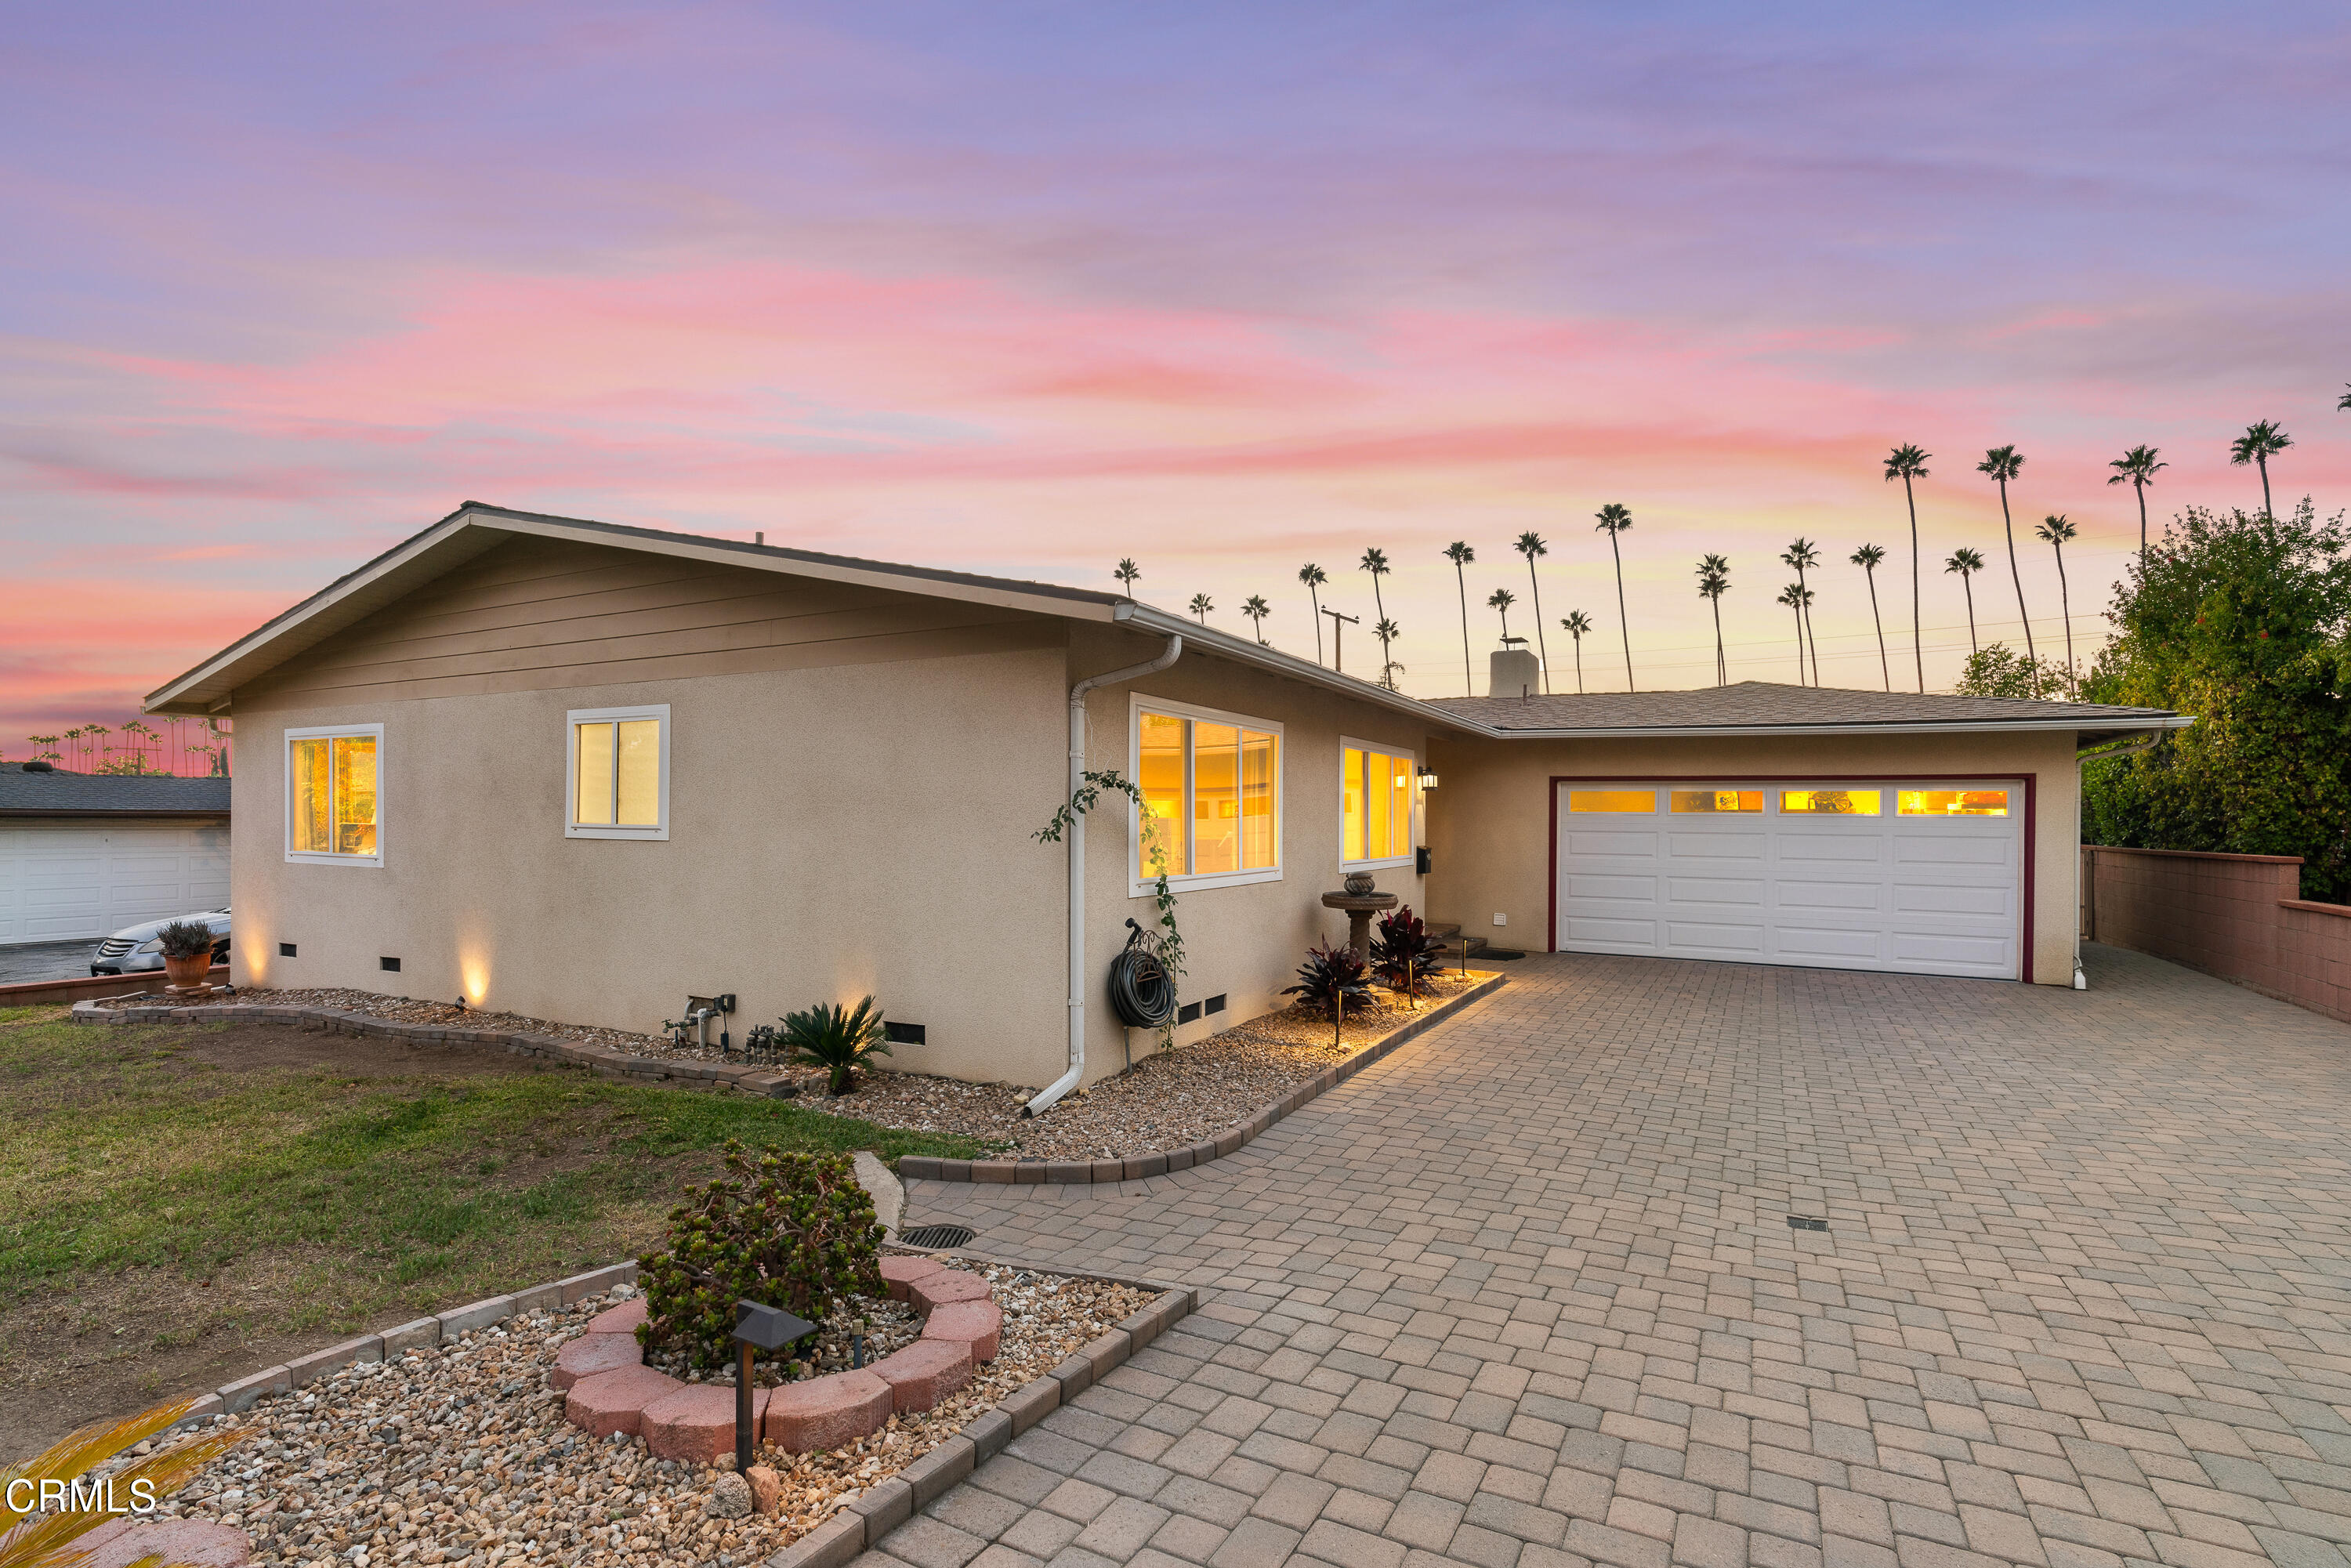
[5, 2, 2348, 742]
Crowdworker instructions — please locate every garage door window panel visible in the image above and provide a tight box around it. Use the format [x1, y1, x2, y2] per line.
[286, 726, 383, 867]
[1780, 789, 1882, 815]
[1899, 788, 2009, 817]
[1670, 789, 1762, 813]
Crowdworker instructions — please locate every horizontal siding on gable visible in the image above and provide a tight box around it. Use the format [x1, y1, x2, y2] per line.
[235, 536, 1066, 710]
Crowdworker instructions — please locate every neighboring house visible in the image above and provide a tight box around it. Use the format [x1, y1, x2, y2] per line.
[141, 502, 2187, 1095]
[0, 764, 231, 943]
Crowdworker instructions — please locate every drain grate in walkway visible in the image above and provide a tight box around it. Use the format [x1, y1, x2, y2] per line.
[1787, 1215, 1828, 1232]
[900, 1223, 976, 1249]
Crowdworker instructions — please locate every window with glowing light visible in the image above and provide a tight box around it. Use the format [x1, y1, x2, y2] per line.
[1130, 698, 1281, 890]
[1342, 741, 1420, 867]
[567, 705, 670, 839]
[286, 724, 382, 866]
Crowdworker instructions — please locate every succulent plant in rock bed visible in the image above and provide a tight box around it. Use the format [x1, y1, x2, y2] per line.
[1282, 939, 1375, 1048]
[780, 994, 890, 1095]
[636, 1142, 886, 1372]
[1371, 904, 1445, 1004]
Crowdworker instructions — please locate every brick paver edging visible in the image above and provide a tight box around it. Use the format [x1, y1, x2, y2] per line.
[67, 996, 801, 1096]
[168, 1258, 646, 1432]
[897, 972, 1508, 1186]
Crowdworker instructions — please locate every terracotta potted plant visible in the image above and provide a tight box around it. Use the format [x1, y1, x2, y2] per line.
[156, 918, 218, 993]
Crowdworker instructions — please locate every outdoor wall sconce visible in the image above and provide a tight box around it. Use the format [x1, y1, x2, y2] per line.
[733, 1299, 814, 1469]
[1416, 766, 1439, 791]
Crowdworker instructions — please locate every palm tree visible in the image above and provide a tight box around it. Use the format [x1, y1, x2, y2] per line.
[1375, 618, 1404, 690]
[1487, 586, 1517, 642]
[1780, 538, 1821, 686]
[1851, 544, 1889, 691]
[1774, 584, 1812, 683]
[2229, 420, 2293, 518]
[1514, 531, 1552, 693]
[1241, 594, 1272, 644]
[1882, 444, 1930, 692]
[1975, 445, 2039, 682]
[1299, 563, 1328, 663]
[2106, 445, 2166, 567]
[1442, 542, 1476, 695]
[2340, 384, 2351, 411]
[2033, 514, 2078, 681]
[1945, 547, 1987, 654]
[1694, 556, 1730, 686]
[1188, 593, 1213, 625]
[1592, 503, 1635, 691]
[1559, 610, 1592, 693]
[1360, 548, 1396, 686]
[1113, 558, 1141, 596]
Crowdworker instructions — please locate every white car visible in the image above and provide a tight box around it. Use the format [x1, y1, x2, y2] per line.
[90, 907, 232, 975]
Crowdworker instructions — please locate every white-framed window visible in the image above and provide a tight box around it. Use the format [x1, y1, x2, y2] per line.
[285, 723, 384, 867]
[1128, 694, 1281, 893]
[1341, 738, 1421, 869]
[566, 704, 671, 840]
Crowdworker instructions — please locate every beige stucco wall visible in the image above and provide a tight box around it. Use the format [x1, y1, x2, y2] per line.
[230, 643, 1075, 1088]
[1422, 728, 2083, 985]
[1068, 625, 1440, 1084]
[224, 557, 1452, 1092]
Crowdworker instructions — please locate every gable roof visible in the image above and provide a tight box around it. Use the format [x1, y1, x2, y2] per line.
[1429, 682, 2189, 741]
[143, 502, 2187, 743]
[0, 764, 231, 817]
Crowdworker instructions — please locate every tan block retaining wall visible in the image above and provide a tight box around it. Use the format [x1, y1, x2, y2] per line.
[2085, 845, 2351, 1025]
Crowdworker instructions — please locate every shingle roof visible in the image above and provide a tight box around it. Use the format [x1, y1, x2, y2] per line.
[1427, 682, 2184, 734]
[0, 764, 232, 816]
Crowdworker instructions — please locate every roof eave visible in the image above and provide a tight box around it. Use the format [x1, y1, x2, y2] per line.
[144, 503, 1128, 716]
[1466, 714, 2196, 741]
[1113, 603, 1485, 735]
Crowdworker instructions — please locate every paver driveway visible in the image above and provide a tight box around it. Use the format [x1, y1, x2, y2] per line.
[868, 945, 2351, 1568]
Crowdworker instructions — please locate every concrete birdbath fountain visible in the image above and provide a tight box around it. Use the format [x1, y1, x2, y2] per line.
[1321, 873, 1399, 961]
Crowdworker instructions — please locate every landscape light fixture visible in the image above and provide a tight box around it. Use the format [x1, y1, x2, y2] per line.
[731, 1300, 815, 1470]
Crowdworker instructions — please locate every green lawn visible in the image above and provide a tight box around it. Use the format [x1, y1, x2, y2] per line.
[0, 1009, 985, 1337]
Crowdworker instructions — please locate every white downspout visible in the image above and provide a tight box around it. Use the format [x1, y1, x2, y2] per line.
[1027, 632, 1184, 1117]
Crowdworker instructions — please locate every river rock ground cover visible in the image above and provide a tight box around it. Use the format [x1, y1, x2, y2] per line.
[93, 972, 1498, 1164]
[0, 1007, 982, 1459]
[116, 1266, 1157, 1567]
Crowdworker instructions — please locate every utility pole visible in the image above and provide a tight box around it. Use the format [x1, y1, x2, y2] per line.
[1320, 607, 1360, 675]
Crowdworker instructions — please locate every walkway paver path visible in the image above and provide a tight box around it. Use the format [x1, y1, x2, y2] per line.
[867, 945, 2351, 1568]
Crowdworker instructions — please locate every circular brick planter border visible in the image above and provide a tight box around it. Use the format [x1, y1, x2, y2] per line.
[898, 971, 1507, 1186]
[555, 1255, 1012, 1462]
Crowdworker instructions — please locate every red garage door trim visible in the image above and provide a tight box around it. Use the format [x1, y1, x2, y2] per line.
[1545, 773, 2038, 984]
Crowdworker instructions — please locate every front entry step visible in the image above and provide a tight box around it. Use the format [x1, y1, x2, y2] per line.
[1425, 922, 1490, 958]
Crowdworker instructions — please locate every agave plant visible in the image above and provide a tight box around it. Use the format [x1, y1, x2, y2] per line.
[1281, 940, 1374, 1048]
[778, 996, 890, 1095]
[1, 1395, 240, 1567]
[1370, 905, 1444, 1004]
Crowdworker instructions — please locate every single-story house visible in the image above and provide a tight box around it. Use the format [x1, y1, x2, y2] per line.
[0, 764, 231, 943]
[141, 502, 2187, 1099]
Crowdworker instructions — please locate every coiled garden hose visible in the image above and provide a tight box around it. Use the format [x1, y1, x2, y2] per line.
[1107, 922, 1176, 1029]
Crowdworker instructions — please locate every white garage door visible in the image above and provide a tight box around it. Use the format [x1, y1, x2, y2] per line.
[0, 820, 231, 943]
[1554, 781, 2024, 980]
